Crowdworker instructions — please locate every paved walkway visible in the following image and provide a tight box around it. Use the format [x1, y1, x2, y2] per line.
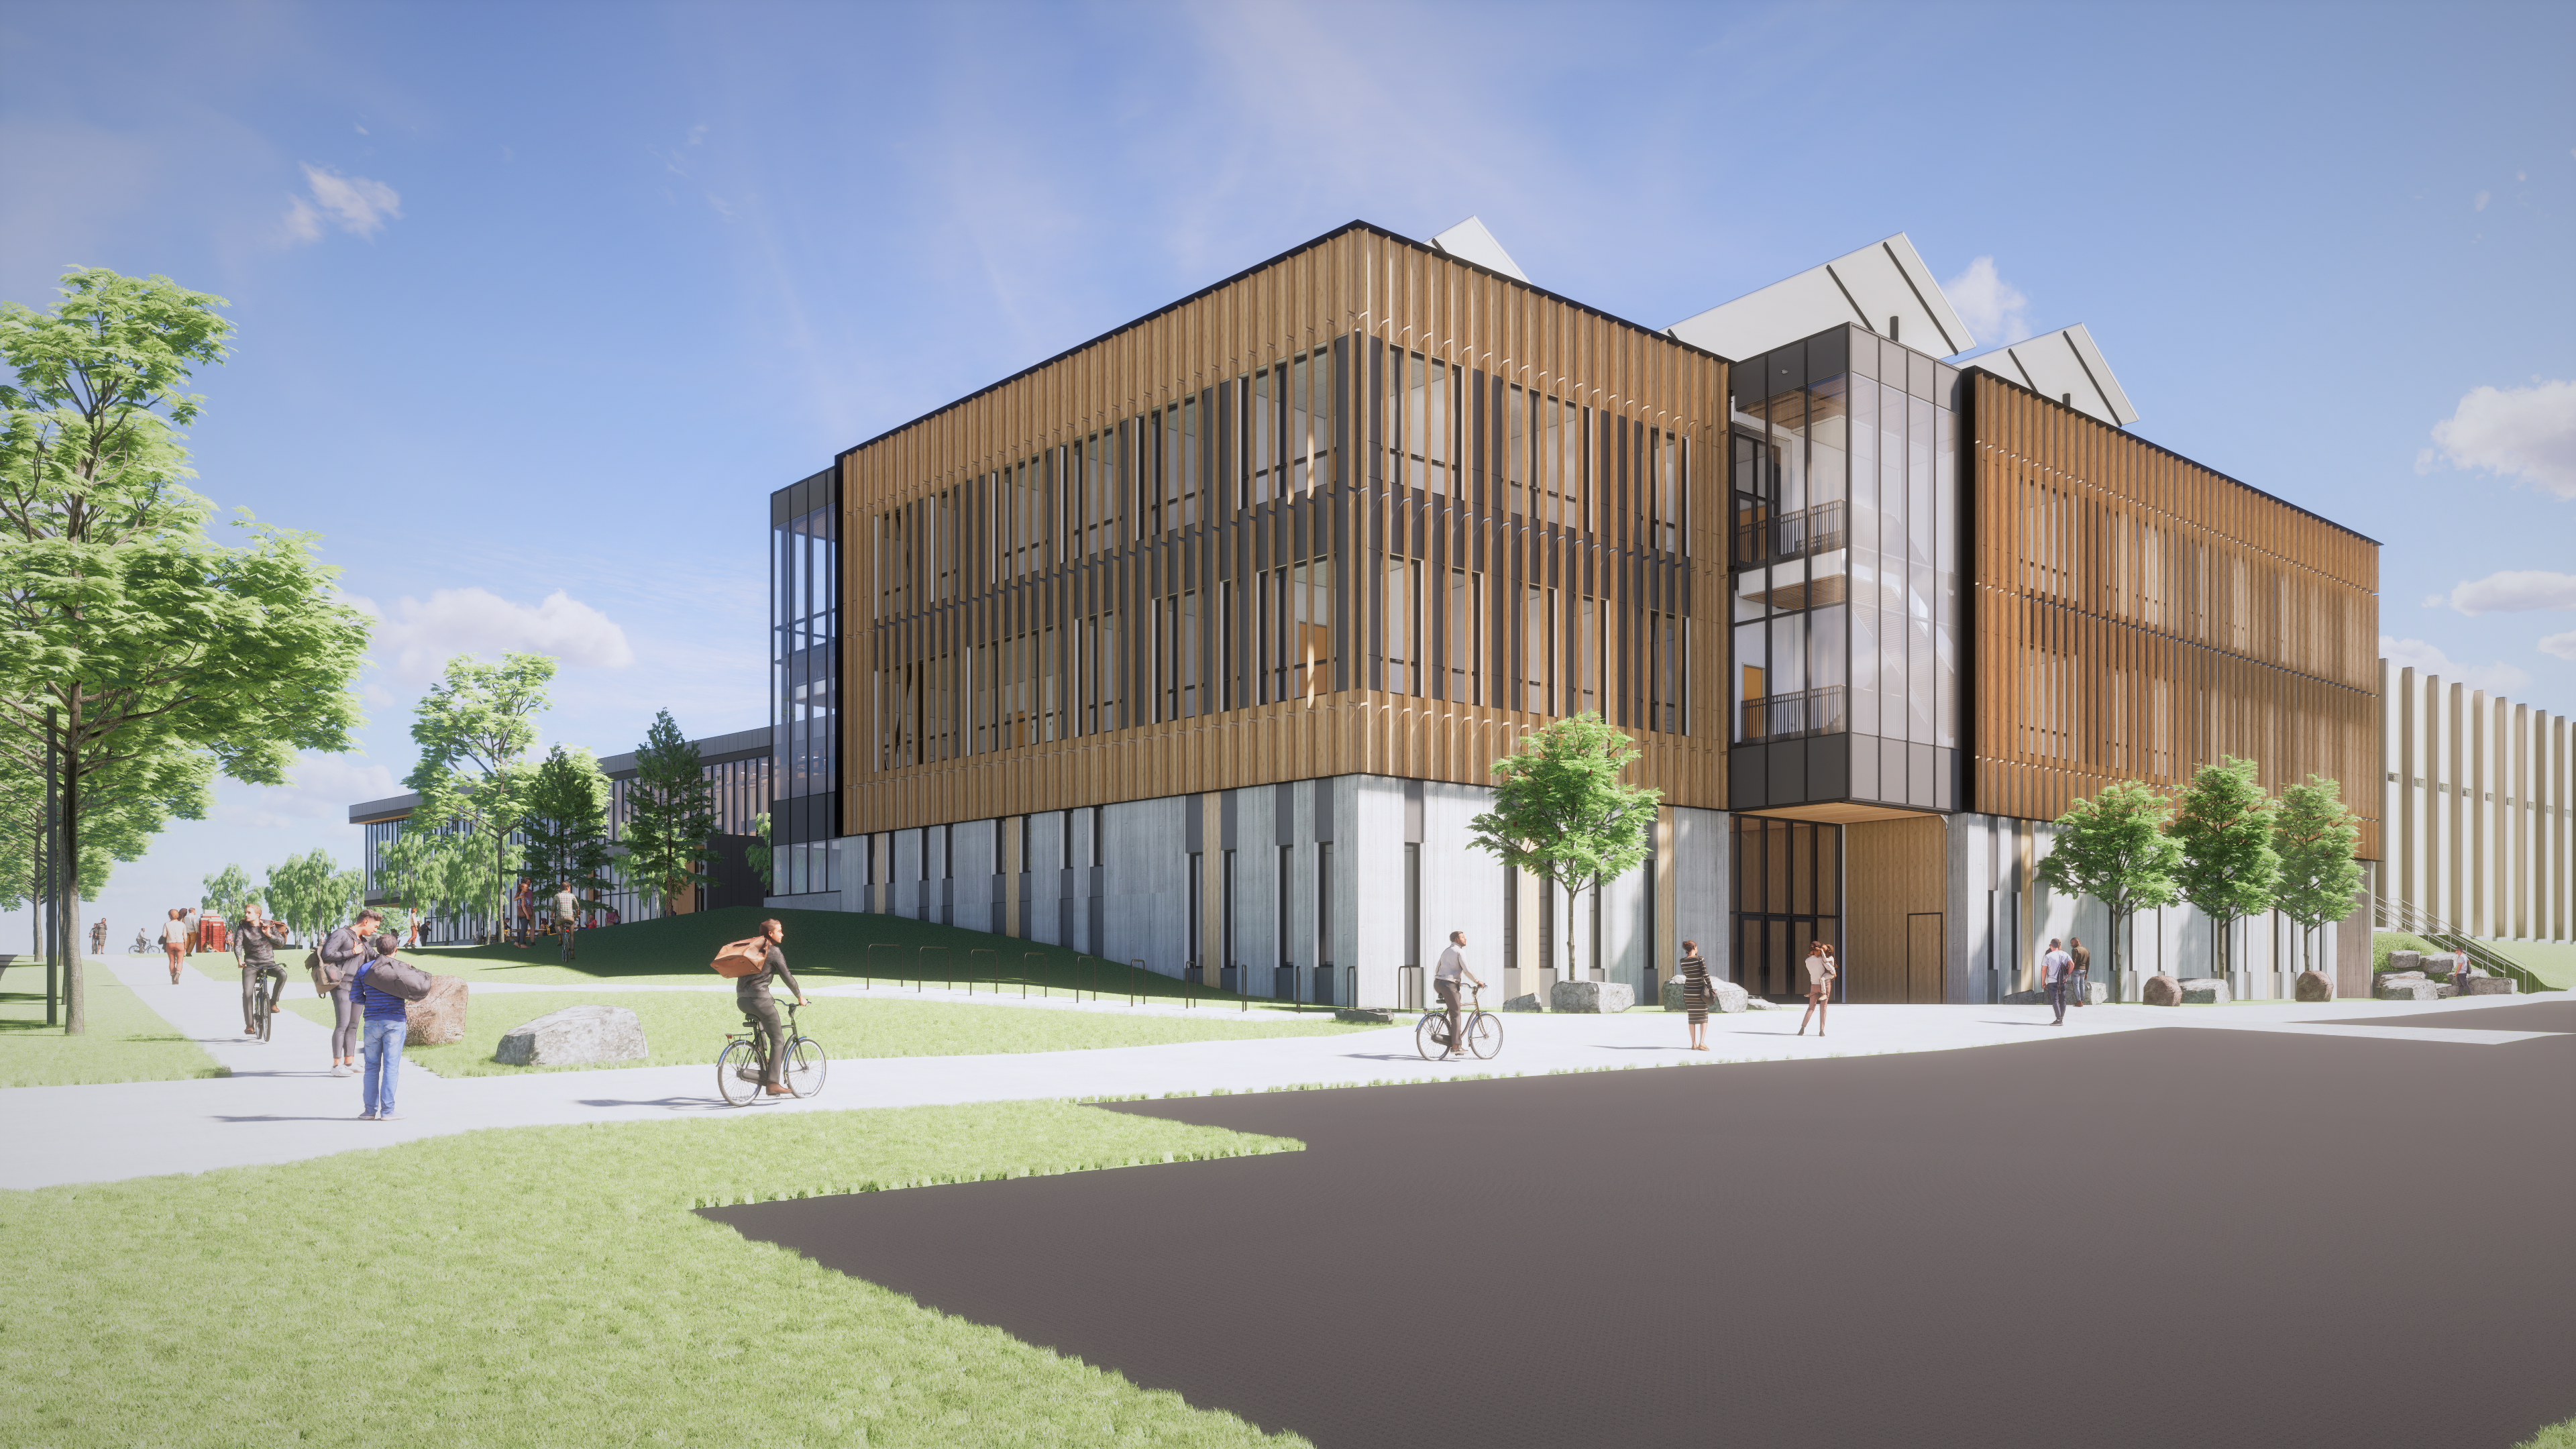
[1, 956, 2556, 1191]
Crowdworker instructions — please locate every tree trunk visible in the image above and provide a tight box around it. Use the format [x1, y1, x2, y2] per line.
[59, 718, 86, 1036]
[1564, 879, 1580, 985]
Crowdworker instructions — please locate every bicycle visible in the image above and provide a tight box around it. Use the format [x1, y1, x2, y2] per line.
[716, 1000, 828, 1106]
[248, 963, 286, 1042]
[1415, 983, 1502, 1061]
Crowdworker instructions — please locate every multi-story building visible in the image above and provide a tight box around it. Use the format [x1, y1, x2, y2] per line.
[350, 724, 773, 940]
[767, 218, 2385, 1004]
[2379, 667, 2572, 945]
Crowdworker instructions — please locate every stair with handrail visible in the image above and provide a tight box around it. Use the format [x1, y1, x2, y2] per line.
[2373, 897, 2554, 996]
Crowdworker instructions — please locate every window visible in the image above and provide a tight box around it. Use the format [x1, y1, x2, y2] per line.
[1383, 555, 1419, 695]
[1447, 567, 1481, 705]
[1522, 584, 1556, 715]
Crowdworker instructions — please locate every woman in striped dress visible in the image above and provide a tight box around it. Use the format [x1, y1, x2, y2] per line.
[1678, 941, 1712, 1051]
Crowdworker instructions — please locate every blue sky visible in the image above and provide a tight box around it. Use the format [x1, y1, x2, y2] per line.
[3, 0, 2570, 943]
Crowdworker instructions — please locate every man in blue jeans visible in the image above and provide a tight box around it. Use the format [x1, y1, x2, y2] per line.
[354, 932, 409, 1121]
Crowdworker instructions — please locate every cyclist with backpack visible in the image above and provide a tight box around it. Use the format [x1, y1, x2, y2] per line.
[737, 918, 806, 1097]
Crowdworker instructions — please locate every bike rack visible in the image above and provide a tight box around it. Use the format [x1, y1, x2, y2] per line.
[918, 945, 947, 993]
[967, 947, 998, 994]
[1021, 951, 1047, 1000]
[1131, 959, 1147, 1008]
[864, 941, 908, 989]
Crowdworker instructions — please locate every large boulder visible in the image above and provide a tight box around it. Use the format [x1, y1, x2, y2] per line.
[2378, 969, 2427, 981]
[494, 1004, 648, 1066]
[2179, 977, 2230, 1006]
[404, 975, 468, 1046]
[2463, 976, 2518, 997]
[2373, 977, 2441, 1002]
[2385, 950, 2422, 975]
[1550, 979, 1635, 1014]
[2141, 974, 2184, 1007]
[1660, 977, 1753, 1013]
[2294, 970, 2337, 1002]
[1501, 993, 1547, 1013]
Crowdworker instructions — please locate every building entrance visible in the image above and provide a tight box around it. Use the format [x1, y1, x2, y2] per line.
[1731, 816, 1842, 999]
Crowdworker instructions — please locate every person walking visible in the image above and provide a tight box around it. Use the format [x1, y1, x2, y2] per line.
[89, 918, 107, 957]
[231, 902, 290, 1040]
[553, 881, 579, 963]
[1796, 940, 1837, 1037]
[159, 908, 191, 985]
[353, 932, 409, 1120]
[2040, 938, 2075, 1026]
[317, 909, 382, 1077]
[1433, 931, 1483, 1060]
[737, 918, 806, 1096]
[2069, 936, 2092, 1008]
[1677, 940, 1713, 1051]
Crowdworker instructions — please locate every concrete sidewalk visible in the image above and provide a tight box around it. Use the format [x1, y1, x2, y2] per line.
[1, 961, 2555, 1192]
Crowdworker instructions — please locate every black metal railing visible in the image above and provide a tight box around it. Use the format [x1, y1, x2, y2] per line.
[2373, 897, 2551, 995]
[1737, 685, 1846, 742]
[1734, 500, 1846, 568]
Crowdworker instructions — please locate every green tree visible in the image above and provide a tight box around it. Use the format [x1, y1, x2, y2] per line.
[1466, 712, 1662, 991]
[201, 863, 258, 921]
[262, 848, 364, 945]
[622, 709, 716, 916]
[2035, 780, 2182, 991]
[403, 651, 554, 940]
[2169, 755, 2280, 979]
[519, 745, 612, 902]
[0, 266, 371, 1032]
[379, 817, 488, 942]
[745, 810, 773, 893]
[2273, 773, 2365, 975]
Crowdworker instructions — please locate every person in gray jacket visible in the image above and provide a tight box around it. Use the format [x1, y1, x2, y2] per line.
[231, 902, 290, 1039]
[317, 909, 382, 1077]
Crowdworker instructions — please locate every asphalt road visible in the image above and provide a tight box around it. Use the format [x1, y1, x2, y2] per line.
[707, 1022, 2575, 1449]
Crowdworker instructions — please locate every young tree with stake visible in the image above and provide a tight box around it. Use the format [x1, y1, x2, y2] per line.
[2034, 780, 2182, 996]
[0, 268, 370, 1032]
[1466, 712, 1661, 997]
[2273, 774, 2364, 977]
[2169, 755, 2280, 982]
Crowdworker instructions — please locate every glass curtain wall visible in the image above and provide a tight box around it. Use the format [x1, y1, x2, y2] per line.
[773, 471, 841, 897]
[1729, 326, 1960, 808]
[1731, 816, 1841, 996]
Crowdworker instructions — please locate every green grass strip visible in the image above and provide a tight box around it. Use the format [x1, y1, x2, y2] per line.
[0, 1100, 1305, 1446]
[280, 987, 1371, 1077]
[0, 973, 227, 1087]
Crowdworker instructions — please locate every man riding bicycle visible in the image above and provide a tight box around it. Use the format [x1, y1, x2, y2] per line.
[233, 902, 290, 1040]
[1434, 930, 1483, 1060]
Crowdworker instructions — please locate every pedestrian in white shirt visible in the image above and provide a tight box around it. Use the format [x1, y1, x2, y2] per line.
[1433, 932, 1484, 1061]
[2040, 938, 2075, 1026]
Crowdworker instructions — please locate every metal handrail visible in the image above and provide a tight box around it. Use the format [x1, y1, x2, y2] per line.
[1738, 685, 1845, 742]
[1734, 500, 1846, 566]
[2373, 896, 2551, 995]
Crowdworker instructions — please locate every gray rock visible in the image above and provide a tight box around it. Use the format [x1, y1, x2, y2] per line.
[2372, 977, 2441, 1002]
[2434, 983, 2460, 998]
[2379, 970, 2427, 981]
[2463, 975, 2518, 996]
[2140, 975, 2184, 1007]
[1501, 993, 1547, 1013]
[2294, 970, 2337, 1002]
[1333, 1008, 1395, 1024]
[1658, 976, 1752, 1012]
[404, 975, 468, 1046]
[1550, 979, 1635, 1014]
[2176, 977, 2230, 1005]
[494, 1004, 649, 1066]
[2385, 950, 2422, 974]
[2002, 989, 2046, 1004]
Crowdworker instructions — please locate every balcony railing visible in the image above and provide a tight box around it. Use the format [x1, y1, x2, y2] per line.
[1738, 685, 1846, 742]
[1734, 500, 1845, 568]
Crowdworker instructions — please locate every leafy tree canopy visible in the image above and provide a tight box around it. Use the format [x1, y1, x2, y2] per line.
[2035, 778, 2182, 981]
[519, 744, 613, 900]
[2273, 773, 2365, 970]
[622, 708, 716, 915]
[2169, 755, 2280, 972]
[1466, 712, 1661, 981]
[262, 848, 364, 945]
[201, 863, 258, 920]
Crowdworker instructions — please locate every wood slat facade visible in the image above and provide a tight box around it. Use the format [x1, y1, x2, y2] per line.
[843, 223, 1729, 839]
[1965, 374, 2382, 858]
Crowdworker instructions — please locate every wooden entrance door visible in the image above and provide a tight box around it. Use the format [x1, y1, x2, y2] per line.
[1907, 912, 1944, 1003]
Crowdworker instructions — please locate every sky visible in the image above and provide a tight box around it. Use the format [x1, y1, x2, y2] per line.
[2, 0, 2570, 948]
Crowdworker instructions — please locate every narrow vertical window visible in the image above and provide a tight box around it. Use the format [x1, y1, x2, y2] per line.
[1385, 555, 1416, 696]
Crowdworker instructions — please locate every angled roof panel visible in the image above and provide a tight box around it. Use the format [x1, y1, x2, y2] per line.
[1666, 233, 1975, 362]
[1955, 324, 2140, 427]
[1430, 215, 1528, 282]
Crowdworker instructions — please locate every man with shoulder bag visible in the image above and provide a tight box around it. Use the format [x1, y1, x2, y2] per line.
[315, 909, 381, 1077]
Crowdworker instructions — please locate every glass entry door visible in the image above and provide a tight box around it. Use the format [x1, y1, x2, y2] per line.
[1731, 817, 1842, 998]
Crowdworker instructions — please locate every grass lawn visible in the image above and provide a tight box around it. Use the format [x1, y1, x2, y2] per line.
[403, 905, 1319, 1009]
[2518, 1418, 2576, 1449]
[0, 971, 227, 1087]
[0, 1101, 1305, 1446]
[283, 986, 1374, 1076]
[2477, 939, 2576, 992]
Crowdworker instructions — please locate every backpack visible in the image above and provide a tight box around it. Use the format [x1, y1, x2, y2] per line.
[361, 955, 433, 1002]
[711, 937, 769, 978]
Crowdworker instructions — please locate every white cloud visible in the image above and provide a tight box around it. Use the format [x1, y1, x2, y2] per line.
[2445, 569, 2576, 615]
[1943, 256, 2031, 347]
[2380, 635, 2533, 695]
[281, 162, 401, 243]
[2474, 189, 2490, 211]
[351, 586, 635, 684]
[2420, 378, 2576, 498]
[223, 753, 398, 829]
[2541, 631, 2576, 663]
